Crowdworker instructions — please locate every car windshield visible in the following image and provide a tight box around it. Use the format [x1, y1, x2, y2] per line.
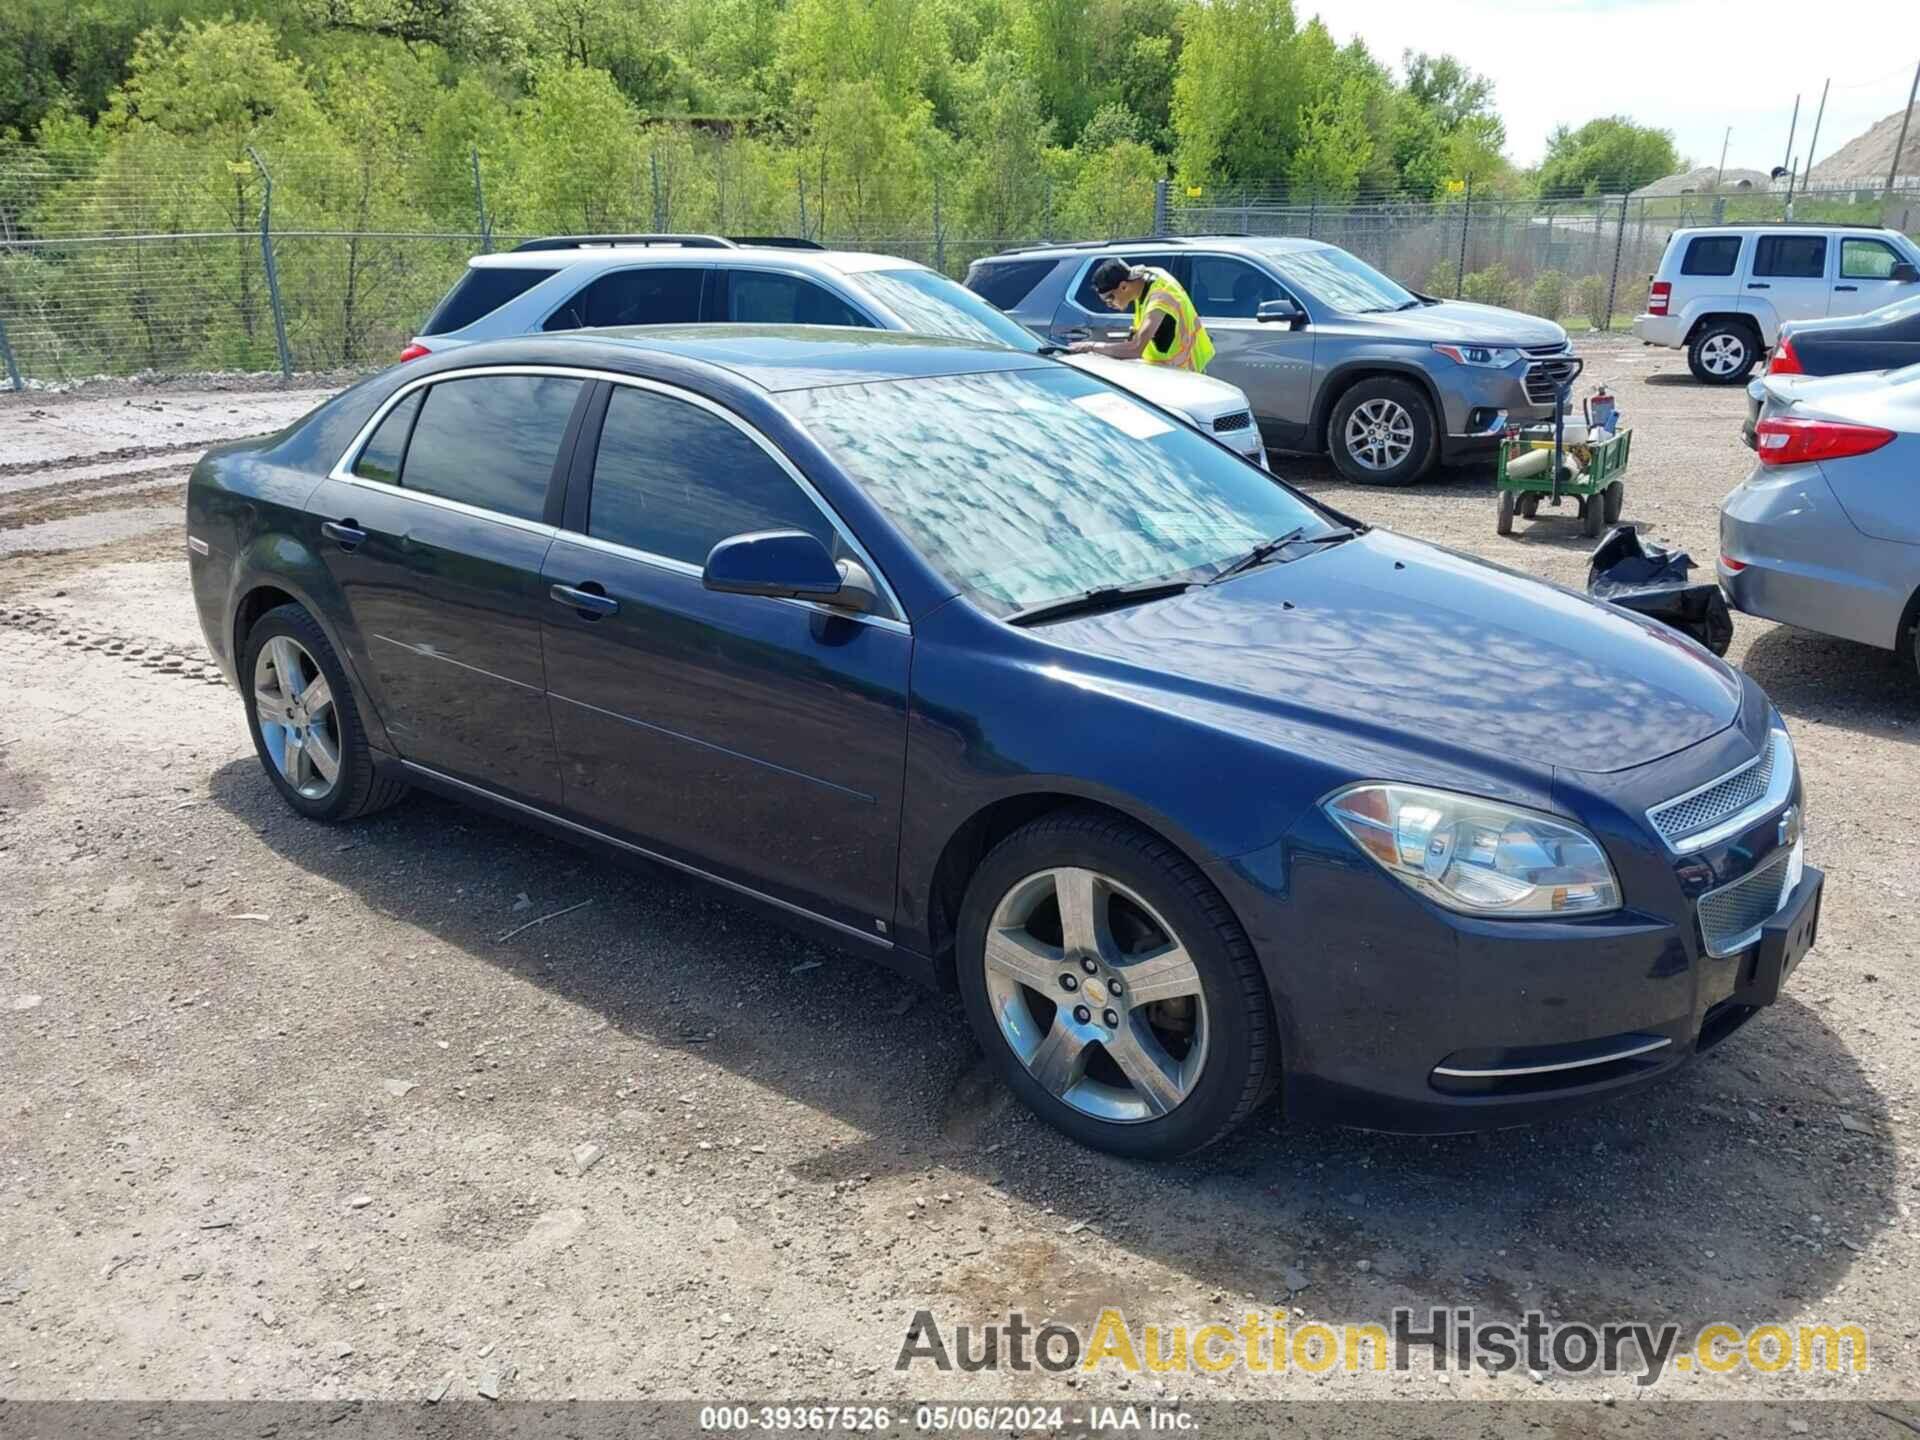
[851, 268, 1042, 352]
[1269, 247, 1417, 314]
[783, 365, 1327, 615]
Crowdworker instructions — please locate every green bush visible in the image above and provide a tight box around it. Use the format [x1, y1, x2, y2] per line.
[1425, 258, 1457, 297]
[1573, 273, 1610, 329]
[1526, 268, 1569, 321]
[1460, 261, 1518, 309]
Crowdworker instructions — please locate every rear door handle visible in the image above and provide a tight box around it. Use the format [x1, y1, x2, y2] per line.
[1747, 282, 1771, 289]
[1061, 326, 1092, 341]
[1834, 284, 1858, 292]
[321, 519, 367, 551]
[550, 582, 618, 619]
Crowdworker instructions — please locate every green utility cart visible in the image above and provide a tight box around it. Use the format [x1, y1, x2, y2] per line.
[1495, 364, 1634, 538]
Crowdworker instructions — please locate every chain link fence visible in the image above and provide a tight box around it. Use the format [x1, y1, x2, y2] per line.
[3, 146, 1918, 390]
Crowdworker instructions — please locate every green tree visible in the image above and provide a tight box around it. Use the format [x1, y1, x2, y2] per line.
[1171, 0, 1302, 183]
[780, 0, 951, 117]
[954, 47, 1052, 242]
[1402, 51, 1495, 131]
[1012, 0, 1093, 143]
[494, 61, 645, 231]
[1287, 74, 1371, 202]
[1536, 115, 1678, 198]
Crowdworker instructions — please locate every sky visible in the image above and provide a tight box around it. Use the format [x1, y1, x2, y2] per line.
[1321, 0, 1920, 175]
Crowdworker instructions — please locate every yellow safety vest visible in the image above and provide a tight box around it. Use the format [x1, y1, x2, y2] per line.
[1133, 267, 1215, 374]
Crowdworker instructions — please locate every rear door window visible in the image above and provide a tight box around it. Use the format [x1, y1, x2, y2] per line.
[421, 266, 557, 335]
[721, 270, 868, 326]
[398, 375, 584, 522]
[1681, 235, 1742, 277]
[1186, 255, 1284, 317]
[1840, 238, 1902, 280]
[352, 391, 422, 485]
[543, 268, 706, 331]
[1752, 235, 1828, 279]
[587, 385, 836, 566]
[965, 258, 1060, 310]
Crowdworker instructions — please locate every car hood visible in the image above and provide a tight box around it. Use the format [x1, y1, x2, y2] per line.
[1061, 353, 1253, 416]
[1035, 530, 1740, 775]
[1336, 300, 1568, 349]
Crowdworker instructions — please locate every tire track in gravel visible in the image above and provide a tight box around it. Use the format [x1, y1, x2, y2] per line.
[0, 601, 229, 688]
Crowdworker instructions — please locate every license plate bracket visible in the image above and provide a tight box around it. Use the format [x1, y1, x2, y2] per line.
[1735, 866, 1823, 1008]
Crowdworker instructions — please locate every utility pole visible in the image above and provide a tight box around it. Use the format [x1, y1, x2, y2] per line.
[1888, 61, 1919, 194]
[1714, 127, 1730, 191]
[1781, 95, 1799, 178]
[1801, 78, 1830, 195]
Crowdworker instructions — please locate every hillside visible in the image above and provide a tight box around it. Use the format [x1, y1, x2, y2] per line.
[1811, 102, 1920, 183]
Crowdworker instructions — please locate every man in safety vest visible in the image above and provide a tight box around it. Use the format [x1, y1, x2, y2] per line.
[1069, 257, 1216, 374]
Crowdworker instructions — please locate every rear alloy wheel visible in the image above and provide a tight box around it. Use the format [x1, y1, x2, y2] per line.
[957, 810, 1275, 1158]
[1688, 322, 1758, 384]
[243, 604, 407, 822]
[1328, 378, 1438, 485]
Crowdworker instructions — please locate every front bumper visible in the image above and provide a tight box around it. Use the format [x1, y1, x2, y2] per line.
[1436, 361, 1564, 460]
[1208, 707, 1817, 1133]
[1719, 463, 1907, 650]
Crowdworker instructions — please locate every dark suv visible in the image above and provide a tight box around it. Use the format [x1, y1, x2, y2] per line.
[187, 327, 1820, 1157]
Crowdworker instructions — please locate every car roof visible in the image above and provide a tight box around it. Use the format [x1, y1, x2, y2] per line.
[983, 234, 1332, 261]
[1668, 222, 1902, 236]
[423, 325, 1053, 393]
[468, 245, 923, 276]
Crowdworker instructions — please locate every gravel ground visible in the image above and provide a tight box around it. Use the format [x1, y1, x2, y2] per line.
[2, 338, 1917, 1429]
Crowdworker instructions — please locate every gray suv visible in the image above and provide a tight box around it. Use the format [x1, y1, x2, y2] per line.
[969, 236, 1577, 484]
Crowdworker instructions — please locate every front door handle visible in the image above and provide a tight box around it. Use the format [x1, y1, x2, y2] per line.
[1061, 326, 1092, 341]
[1835, 284, 1858, 292]
[550, 582, 618, 619]
[1747, 282, 1771, 289]
[321, 519, 367, 551]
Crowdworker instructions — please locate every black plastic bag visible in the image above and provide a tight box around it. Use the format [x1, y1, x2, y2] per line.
[1587, 525, 1734, 656]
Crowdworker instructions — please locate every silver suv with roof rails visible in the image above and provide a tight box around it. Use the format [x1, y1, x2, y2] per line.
[404, 233, 1268, 468]
[968, 234, 1577, 485]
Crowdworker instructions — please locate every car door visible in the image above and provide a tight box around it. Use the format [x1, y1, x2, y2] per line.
[538, 265, 709, 331]
[1743, 233, 1832, 326]
[1832, 236, 1913, 318]
[1047, 253, 1186, 346]
[713, 267, 874, 326]
[539, 379, 911, 938]
[1183, 252, 1312, 440]
[307, 370, 587, 806]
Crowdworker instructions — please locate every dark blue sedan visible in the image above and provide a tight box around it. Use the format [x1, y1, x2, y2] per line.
[186, 327, 1823, 1157]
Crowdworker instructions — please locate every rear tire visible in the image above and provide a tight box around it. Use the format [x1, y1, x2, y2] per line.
[243, 604, 407, 823]
[1327, 378, 1439, 485]
[1583, 489, 1606, 538]
[955, 808, 1276, 1159]
[1496, 489, 1515, 536]
[1687, 321, 1758, 384]
[1603, 480, 1624, 524]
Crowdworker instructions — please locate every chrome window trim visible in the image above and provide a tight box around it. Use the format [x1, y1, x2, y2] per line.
[326, 362, 908, 627]
[398, 760, 891, 950]
[1647, 728, 1795, 855]
[1432, 1035, 1671, 1079]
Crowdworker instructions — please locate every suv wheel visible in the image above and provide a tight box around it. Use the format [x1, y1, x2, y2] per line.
[1328, 378, 1438, 485]
[243, 603, 407, 822]
[1688, 322, 1758, 384]
[955, 809, 1276, 1158]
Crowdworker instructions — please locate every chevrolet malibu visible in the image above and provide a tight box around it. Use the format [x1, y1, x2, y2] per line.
[187, 328, 1823, 1158]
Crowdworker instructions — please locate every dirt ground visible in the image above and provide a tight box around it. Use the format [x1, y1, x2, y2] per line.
[2, 340, 1917, 1429]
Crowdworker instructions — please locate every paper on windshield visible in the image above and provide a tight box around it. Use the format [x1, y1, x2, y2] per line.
[1072, 391, 1174, 441]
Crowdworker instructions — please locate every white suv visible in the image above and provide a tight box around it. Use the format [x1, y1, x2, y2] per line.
[1633, 223, 1920, 383]
[403, 234, 1269, 466]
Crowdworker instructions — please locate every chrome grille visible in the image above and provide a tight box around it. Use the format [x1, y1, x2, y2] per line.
[1651, 741, 1777, 844]
[1212, 410, 1253, 434]
[1698, 845, 1797, 957]
[1523, 345, 1579, 406]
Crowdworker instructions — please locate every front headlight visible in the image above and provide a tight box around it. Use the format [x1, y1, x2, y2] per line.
[1432, 343, 1521, 368]
[1324, 783, 1621, 917]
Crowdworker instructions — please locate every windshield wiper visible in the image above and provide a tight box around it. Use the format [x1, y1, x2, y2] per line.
[1034, 343, 1070, 356]
[1005, 578, 1196, 627]
[1394, 298, 1426, 311]
[1207, 525, 1359, 585]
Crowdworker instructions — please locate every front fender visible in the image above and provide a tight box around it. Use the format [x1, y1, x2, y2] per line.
[1308, 354, 1448, 439]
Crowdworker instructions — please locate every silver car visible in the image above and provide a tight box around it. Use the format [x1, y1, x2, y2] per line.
[403, 235, 1268, 468]
[968, 235, 1576, 485]
[1721, 362, 1920, 671]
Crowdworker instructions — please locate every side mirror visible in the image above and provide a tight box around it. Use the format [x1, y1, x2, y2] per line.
[1891, 261, 1920, 284]
[1256, 297, 1305, 327]
[702, 529, 878, 614]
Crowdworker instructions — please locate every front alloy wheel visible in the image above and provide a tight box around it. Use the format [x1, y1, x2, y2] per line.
[984, 866, 1208, 1122]
[1343, 398, 1416, 474]
[956, 809, 1276, 1158]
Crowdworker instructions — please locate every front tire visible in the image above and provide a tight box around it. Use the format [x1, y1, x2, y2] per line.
[1327, 378, 1438, 485]
[243, 604, 407, 822]
[955, 809, 1276, 1159]
[1687, 322, 1758, 384]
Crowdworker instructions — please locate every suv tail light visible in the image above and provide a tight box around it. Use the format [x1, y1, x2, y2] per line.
[1753, 416, 1895, 467]
[1647, 280, 1671, 316]
[1767, 334, 1803, 375]
[398, 342, 430, 363]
